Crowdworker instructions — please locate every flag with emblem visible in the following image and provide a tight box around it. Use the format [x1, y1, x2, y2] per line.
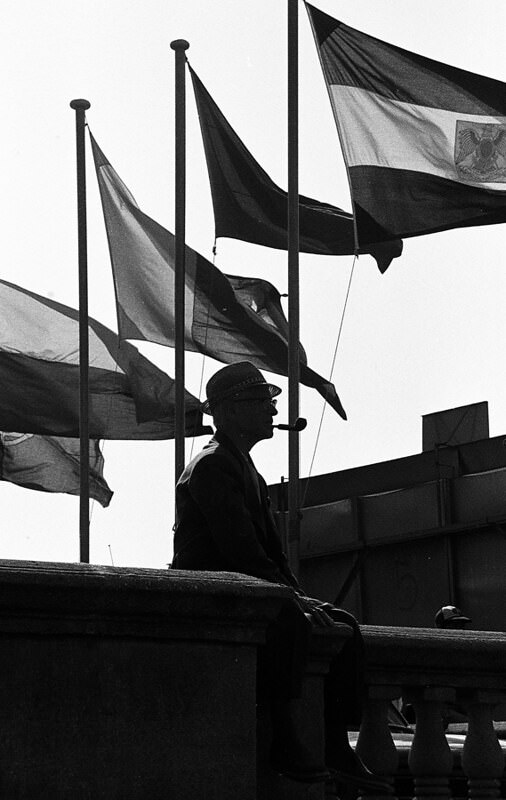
[189, 65, 402, 273]
[90, 133, 346, 419]
[306, 2, 506, 246]
[0, 432, 113, 507]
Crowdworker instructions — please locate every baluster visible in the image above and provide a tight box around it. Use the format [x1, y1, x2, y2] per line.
[462, 691, 505, 800]
[355, 686, 400, 799]
[407, 687, 454, 800]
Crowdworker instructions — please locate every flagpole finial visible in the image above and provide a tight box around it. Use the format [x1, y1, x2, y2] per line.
[170, 39, 189, 51]
[70, 99, 91, 110]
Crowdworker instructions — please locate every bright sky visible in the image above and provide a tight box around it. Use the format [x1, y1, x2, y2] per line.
[1, 0, 505, 568]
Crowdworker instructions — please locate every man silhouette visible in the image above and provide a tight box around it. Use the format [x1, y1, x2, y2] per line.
[173, 362, 388, 789]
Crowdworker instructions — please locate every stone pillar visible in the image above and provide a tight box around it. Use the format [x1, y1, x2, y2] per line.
[0, 560, 290, 800]
[257, 624, 352, 800]
[407, 687, 454, 800]
[356, 685, 401, 799]
[462, 691, 506, 800]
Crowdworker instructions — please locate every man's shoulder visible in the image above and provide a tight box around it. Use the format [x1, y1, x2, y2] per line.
[181, 435, 240, 479]
[201, 434, 233, 459]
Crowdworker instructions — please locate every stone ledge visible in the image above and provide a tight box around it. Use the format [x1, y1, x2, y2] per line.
[361, 624, 506, 690]
[0, 559, 295, 644]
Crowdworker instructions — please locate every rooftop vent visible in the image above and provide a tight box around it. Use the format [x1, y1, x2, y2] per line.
[422, 401, 489, 451]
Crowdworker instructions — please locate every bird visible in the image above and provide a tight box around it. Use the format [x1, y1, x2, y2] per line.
[456, 125, 506, 176]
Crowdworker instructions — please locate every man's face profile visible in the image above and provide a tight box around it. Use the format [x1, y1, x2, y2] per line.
[230, 387, 278, 443]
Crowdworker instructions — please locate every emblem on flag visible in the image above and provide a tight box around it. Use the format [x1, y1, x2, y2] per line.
[455, 121, 506, 183]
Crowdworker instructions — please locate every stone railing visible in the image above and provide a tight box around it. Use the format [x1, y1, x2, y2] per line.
[0, 560, 504, 800]
[357, 626, 506, 800]
[258, 624, 506, 800]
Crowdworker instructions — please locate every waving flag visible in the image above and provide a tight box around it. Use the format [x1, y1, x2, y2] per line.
[0, 432, 112, 507]
[91, 133, 346, 419]
[0, 279, 210, 439]
[189, 66, 402, 273]
[306, 3, 506, 246]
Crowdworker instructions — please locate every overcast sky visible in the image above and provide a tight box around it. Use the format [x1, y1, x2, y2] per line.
[1, 0, 505, 567]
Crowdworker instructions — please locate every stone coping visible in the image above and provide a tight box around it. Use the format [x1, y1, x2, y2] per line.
[0, 559, 297, 643]
[0, 560, 356, 649]
[0, 558, 286, 593]
[361, 624, 506, 691]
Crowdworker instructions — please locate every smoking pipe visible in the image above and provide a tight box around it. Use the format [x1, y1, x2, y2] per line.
[273, 417, 307, 432]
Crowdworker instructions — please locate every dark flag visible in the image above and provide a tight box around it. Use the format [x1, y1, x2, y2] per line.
[90, 133, 346, 419]
[189, 65, 402, 273]
[0, 432, 112, 507]
[306, 2, 506, 245]
[0, 278, 210, 440]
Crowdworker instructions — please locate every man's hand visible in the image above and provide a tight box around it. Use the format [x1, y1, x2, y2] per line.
[295, 594, 338, 627]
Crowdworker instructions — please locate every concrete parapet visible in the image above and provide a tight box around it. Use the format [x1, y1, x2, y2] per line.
[7, 563, 503, 799]
[0, 560, 292, 800]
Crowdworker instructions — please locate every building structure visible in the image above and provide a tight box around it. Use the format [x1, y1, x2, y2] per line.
[271, 402, 506, 631]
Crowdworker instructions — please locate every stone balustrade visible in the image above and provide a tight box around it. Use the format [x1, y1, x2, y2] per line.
[258, 624, 506, 800]
[0, 560, 504, 799]
[357, 626, 506, 800]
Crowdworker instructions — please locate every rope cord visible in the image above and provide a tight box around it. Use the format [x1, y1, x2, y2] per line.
[300, 255, 357, 508]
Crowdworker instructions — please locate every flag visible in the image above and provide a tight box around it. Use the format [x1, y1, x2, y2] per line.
[90, 133, 346, 419]
[189, 66, 402, 273]
[0, 279, 211, 439]
[306, 3, 506, 246]
[0, 432, 112, 507]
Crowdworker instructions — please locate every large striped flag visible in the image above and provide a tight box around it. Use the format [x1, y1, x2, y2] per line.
[189, 65, 402, 273]
[0, 278, 210, 440]
[91, 133, 347, 419]
[306, 3, 506, 246]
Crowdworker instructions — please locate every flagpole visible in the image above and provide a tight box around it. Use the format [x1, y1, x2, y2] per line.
[287, 0, 301, 575]
[170, 39, 189, 484]
[70, 98, 91, 564]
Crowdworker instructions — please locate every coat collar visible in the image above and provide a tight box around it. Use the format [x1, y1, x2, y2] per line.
[212, 429, 264, 514]
[212, 429, 245, 461]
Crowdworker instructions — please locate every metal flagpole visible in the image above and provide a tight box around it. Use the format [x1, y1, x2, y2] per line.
[170, 39, 190, 484]
[287, 0, 301, 575]
[70, 98, 91, 564]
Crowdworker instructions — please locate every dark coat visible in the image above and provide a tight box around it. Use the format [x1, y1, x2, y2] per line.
[172, 431, 299, 590]
[173, 431, 363, 719]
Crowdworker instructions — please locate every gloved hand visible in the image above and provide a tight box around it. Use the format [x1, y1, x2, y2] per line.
[295, 594, 338, 627]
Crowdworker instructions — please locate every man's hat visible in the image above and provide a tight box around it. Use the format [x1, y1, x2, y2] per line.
[435, 605, 471, 628]
[202, 361, 281, 415]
